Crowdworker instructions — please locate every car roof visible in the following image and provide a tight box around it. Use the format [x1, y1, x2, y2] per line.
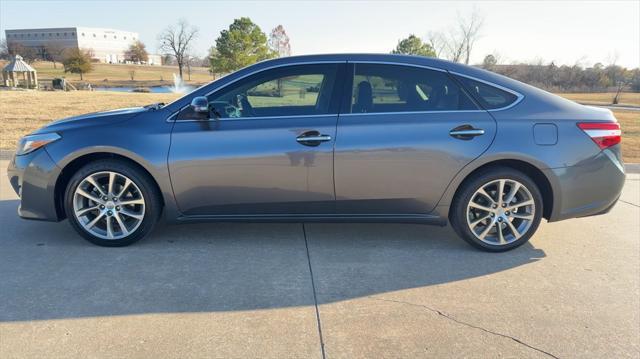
[253, 53, 457, 71]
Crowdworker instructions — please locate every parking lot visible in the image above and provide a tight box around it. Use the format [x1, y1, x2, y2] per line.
[1, 160, 638, 358]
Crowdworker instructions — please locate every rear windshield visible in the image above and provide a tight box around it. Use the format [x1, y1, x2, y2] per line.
[454, 76, 519, 110]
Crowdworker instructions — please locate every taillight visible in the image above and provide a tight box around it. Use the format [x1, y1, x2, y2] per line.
[577, 122, 621, 150]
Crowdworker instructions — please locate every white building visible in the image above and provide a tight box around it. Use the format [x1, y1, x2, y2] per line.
[5, 27, 144, 64]
[147, 54, 163, 66]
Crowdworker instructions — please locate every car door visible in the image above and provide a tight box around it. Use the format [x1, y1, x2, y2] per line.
[334, 63, 496, 215]
[169, 63, 345, 217]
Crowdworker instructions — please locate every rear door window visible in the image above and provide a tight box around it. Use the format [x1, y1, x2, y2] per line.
[350, 64, 479, 113]
[454, 76, 519, 110]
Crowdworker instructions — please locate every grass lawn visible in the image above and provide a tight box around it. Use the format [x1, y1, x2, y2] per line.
[614, 110, 640, 163]
[0, 60, 214, 87]
[0, 91, 180, 150]
[0, 91, 638, 163]
[558, 92, 640, 107]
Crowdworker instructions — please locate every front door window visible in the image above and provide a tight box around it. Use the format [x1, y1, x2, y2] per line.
[202, 64, 340, 119]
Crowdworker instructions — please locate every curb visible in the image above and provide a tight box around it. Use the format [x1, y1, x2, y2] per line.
[0, 150, 14, 161]
[626, 163, 640, 174]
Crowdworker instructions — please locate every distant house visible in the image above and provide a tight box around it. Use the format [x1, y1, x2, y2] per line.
[146, 54, 162, 66]
[5, 27, 147, 64]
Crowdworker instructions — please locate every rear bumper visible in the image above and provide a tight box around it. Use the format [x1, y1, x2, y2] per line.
[545, 148, 625, 222]
[6, 149, 62, 221]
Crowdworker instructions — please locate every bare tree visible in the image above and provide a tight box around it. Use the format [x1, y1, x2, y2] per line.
[0, 38, 8, 60]
[268, 25, 291, 57]
[475, 56, 639, 93]
[427, 8, 485, 64]
[185, 54, 191, 81]
[0, 39, 11, 60]
[44, 43, 69, 69]
[185, 53, 199, 81]
[459, 9, 484, 65]
[158, 19, 199, 79]
[426, 31, 448, 58]
[606, 55, 629, 104]
[162, 54, 175, 66]
[7, 42, 39, 63]
[447, 30, 466, 63]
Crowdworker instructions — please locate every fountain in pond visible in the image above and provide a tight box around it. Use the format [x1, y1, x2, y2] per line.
[171, 73, 191, 93]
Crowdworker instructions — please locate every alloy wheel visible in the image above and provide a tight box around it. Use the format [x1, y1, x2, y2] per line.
[72, 171, 145, 240]
[466, 179, 536, 245]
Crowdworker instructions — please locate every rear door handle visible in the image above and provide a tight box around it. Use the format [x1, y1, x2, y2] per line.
[449, 125, 485, 140]
[296, 131, 332, 146]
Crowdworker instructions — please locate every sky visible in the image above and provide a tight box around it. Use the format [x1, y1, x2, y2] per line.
[1, 0, 638, 68]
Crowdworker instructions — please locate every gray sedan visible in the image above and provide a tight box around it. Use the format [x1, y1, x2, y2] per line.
[7, 54, 625, 251]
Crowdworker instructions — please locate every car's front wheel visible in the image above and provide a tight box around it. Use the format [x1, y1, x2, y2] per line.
[450, 167, 543, 252]
[64, 159, 162, 247]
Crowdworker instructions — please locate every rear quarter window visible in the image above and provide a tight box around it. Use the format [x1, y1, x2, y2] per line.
[454, 76, 519, 110]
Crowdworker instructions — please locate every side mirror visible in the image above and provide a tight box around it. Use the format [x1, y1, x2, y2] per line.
[190, 96, 209, 116]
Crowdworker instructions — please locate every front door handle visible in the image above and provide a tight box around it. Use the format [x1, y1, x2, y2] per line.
[449, 125, 485, 140]
[296, 131, 332, 146]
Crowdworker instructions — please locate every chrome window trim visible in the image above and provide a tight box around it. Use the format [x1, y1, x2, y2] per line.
[170, 113, 339, 123]
[348, 60, 447, 73]
[166, 111, 179, 122]
[340, 109, 485, 117]
[448, 71, 525, 112]
[169, 110, 486, 123]
[203, 60, 346, 98]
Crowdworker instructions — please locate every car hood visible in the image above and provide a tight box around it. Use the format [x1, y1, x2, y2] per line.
[32, 107, 148, 134]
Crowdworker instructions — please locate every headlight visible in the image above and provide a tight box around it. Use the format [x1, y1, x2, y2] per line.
[16, 133, 61, 156]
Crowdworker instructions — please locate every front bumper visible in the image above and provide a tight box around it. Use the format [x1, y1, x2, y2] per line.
[7, 148, 62, 221]
[544, 148, 626, 222]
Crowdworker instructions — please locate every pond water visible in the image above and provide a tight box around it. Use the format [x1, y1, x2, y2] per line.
[92, 74, 196, 94]
[93, 86, 194, 94]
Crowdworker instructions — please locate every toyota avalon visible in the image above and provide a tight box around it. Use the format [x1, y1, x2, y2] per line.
[7, 54, 625, 251]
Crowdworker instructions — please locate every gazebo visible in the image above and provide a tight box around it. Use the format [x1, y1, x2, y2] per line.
[2, 55, 38, 88]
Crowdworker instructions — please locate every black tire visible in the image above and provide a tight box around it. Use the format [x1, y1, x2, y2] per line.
[450, 166, 543, 252]
[64, 159, 162, 247]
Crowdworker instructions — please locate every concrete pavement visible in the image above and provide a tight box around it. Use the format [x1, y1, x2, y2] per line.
[1, 160, 638, 358]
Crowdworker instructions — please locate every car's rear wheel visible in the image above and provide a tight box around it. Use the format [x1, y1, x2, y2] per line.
[450, 167, 543, 252]
[64, 159, 161, 247]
